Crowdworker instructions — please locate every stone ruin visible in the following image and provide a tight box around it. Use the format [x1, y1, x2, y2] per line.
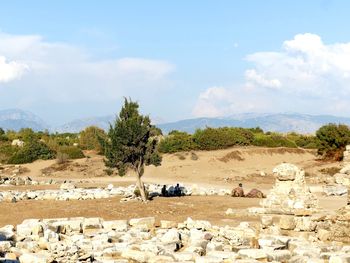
[333, 145, 350, 188]
[343, 145, 350, 163]
[254, 163, 318, 216]
[246, 162, 350, 244]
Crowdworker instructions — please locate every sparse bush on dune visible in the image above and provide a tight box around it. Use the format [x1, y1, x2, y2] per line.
[7, 140, 56, 164]
[193, 127, 254, 150]
[57, 146, 85, 159]
[56, 152, 69, 164]
[316, 123, 350, 160]
[79, 126, 107, 152]
[158, 130, 197, 153]
[0, 142, 16, 163]
[252, 133, 297, 148]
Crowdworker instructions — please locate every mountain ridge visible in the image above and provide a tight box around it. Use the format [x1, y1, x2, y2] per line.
[1, 109, 350, 134]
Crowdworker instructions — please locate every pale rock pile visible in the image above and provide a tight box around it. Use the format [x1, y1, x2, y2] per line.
[257, 163, 318, 215]
[1, 216, 349, 263]
[0, 176, 54, 187]
[0, 183, 231, 203]
[333, 145, 350, 187]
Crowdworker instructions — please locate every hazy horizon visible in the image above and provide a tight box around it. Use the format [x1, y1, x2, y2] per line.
[1, 1, 350, 125]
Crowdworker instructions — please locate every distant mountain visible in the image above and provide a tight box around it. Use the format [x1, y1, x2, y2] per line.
[157, 113, 350, 134]
[0, 109, 48, 131]
[54, 116, 115, 133]
[1, 109, 350, 134]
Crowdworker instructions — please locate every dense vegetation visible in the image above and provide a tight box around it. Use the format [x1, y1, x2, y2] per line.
[0, 122, 349, 164]
[158, 127, 317, 153]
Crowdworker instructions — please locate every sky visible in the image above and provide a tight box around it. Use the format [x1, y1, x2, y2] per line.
[1, 0, 350, 125]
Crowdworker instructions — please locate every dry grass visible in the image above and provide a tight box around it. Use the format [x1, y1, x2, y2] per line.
[247, 147, 312, 156]
[319, 166, 341, 176]
[218, 151, 245, 162]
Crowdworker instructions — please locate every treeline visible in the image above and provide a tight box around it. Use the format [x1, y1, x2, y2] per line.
[0, 126, 106, 164]
[158, 127, 317, 153]
[1, 123, 350, 164]
[159, 124, 350, 161]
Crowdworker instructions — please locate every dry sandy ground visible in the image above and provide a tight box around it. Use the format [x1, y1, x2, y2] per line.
[0, 146, 345, 227]
[20, 147, 322, 190]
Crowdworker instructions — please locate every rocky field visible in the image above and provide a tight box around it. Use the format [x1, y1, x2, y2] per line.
[0, 146, 349, 262]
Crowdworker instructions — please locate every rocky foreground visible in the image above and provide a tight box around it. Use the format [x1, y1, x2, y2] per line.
[1, 214, 350, 263]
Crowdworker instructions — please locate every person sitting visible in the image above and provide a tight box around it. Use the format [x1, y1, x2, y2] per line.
[174, 183, 182, 197]
[161, 185, 168, 197]
[231, 183, 244, 197]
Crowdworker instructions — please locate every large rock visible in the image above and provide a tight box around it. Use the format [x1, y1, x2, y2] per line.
[102, 220, 128, 232]
[19, 253, 49, 263]
[60, 182, 76, 190]
[273, 163, 302, 181]
[278, 215, 296, 230]
[238, 249, 268, 260]
[121, 249, 155, 262]
[129, 217, 155, 229]
[323, 185, 348, 196]
[160, 228, 180, 245]
[0, 225, 15, 241]
[334, 173, 350, 186]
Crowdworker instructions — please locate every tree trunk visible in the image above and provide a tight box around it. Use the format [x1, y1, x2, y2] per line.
[136, 171, 147, 201]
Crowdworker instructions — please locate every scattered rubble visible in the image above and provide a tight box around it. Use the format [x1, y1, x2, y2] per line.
[1, 216, 349, 263]
[0, 183, 233, 203]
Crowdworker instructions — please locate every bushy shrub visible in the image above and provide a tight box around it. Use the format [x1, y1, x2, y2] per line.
[193, 127, 254, 150]
[56, 152, 69, 164]
[8, 140, 56, 164]
[316, 123, 350, 160]
[0, 142, 17, 163]
[57, 146, 85, 159]
[252, 133, 297, 148]
[79, 126, 107, 152]
[158, 131, 197, 153]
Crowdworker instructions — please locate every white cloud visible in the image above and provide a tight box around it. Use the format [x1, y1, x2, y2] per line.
[245, 33, 350, 96]
[194, 33, 350, 118]
[192, 86, 269, 117]
[245, 69, 281, 89]
[0, 56, 28, 83]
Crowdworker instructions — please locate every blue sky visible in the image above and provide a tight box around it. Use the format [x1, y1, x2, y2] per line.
[1, 0, 350, 124]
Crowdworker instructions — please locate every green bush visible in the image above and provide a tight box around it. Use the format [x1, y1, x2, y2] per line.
[57, 146, 85, 159]
[316, 123, 350, 160]
[79, 126, 107, 152]
[8, 140, 56, 164]
[0, 142, 17, 163]
[193, 127, 254, 150]
[158, 131, 197, 153]
[252, 133, 297, 148]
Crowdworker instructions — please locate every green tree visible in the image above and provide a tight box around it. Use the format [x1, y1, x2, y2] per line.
[316, 123, 350, 160]
[102, 99, 162, 201]
[0, 128, 5, 136]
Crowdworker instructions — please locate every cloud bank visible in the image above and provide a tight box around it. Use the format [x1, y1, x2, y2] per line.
[0, 32, 175, 123]
[194, 33, 350, 117]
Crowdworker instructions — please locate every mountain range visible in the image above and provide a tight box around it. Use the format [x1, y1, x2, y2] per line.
[1, 109, 350, 134]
